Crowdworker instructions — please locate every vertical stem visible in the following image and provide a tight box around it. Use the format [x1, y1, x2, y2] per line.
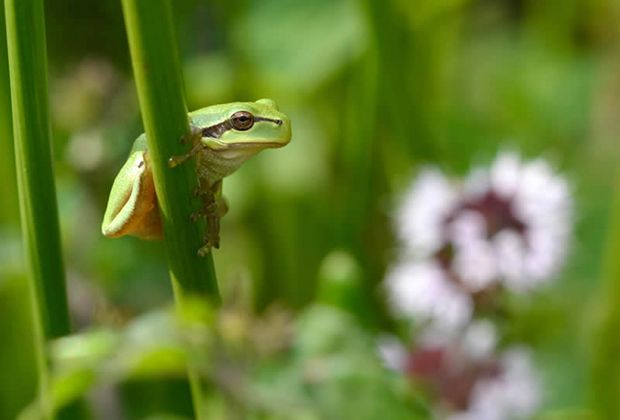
[363, 0, 432, 160]
[592, 168, 620, 418]
[120, 0, 218, 299]
[5, 0, 71, 339]
[5, 0, 78, 417]
[332, 52, 382, 325]
[0, 0, 18, 226]
[121, 0, 220, 417]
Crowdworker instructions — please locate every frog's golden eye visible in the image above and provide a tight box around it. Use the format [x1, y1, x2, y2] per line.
[230, 111, 254, 131]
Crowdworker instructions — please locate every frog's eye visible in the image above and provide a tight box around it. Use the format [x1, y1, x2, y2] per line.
[230, 111, 254, 131]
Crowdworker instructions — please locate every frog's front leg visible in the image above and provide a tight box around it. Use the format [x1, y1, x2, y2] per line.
[168, 124, 204, 168]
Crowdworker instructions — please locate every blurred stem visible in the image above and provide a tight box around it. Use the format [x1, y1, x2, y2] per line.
[524, 0, 579, 54]
[121, 0, 219, 417]
[5, 0, 72, 338]
[363, 0, 437, 162]
[331, 52, 383, 326]
[363, 0, 413, 154]
[0, 0, 18, 225]
[363, 0, 462, 165]
[338, 53, 378, 248]
[592, 168, 620, 417]
[409, 14, 462, 163]
[5, 0, 79, 417]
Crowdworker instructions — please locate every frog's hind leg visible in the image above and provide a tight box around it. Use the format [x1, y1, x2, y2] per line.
[101, 148, 163, 240]
[194, 179, 226, 256]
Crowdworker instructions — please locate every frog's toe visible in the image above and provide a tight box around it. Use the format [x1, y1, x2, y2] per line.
[190, 211, 203, 223]
[192, 185, 205, 197]
[196, 237, 219, 256]
[197, 245, 212, 257]
[168, 155, 186, 168]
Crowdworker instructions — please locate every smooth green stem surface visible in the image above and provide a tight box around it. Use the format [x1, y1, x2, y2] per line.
[121, 0, 218, 301]
[0, 0, 18, 225]
[5, 0, 71, 340]
[121, 1, 219, 417]
[5, 0, 75, 417]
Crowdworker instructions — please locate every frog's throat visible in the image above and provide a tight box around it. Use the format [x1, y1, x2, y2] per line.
[198, 144, 273, 184]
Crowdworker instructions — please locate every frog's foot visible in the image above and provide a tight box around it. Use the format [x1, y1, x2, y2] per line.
[190, 192, 218, 222]
[197, 223, 220, 256]
[189, 212, 202, 223]
[191, 207, 214, 222]
[193, 184, 211, 198]
[168, 143, 205, 168]
[193, 180, 223, 256]
[197, 240, 217, 257]
[197, 245, 211, 257]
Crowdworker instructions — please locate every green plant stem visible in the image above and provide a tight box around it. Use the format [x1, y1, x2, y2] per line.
[5, 0, 76, 417]
[592, 168, 620, 418]
[5, 1, 87, 417]
[120, 0, 218, 299]
[0, 0, 18, 226]
[121, 0, 219, 417]
[5, 0, 71, 339]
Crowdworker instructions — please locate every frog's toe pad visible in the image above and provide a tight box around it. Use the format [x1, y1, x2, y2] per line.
[197, 245, 211, 257]
[197, 241, 219, 257]
[190, 211, 204, 223]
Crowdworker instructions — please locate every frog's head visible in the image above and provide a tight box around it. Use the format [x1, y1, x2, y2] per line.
[190, 99, 291, 157]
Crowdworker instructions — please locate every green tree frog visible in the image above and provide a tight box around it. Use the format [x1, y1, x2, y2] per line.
[101, 98, 291, 255]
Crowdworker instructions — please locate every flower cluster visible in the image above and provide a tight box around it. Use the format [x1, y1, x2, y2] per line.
[386, 151, 572, 330]
[379, 322, 541, 420]
[381, 151, 573, 418]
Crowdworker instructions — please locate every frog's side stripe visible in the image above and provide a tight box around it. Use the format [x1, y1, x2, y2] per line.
[201, 117, 283, 139]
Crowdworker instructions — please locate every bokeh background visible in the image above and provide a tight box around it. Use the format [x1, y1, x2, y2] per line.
[1, 0, 620, 418]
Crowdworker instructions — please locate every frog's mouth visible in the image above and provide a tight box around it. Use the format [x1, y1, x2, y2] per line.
[214, 141, 286, 150]
[255, 117, 283, 126]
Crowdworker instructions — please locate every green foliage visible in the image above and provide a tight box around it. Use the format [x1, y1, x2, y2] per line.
[26, 303, 419, 418]
[234, 0, 367, 92]
[254, 305, 421, 419]
[1, 0, 620, 417]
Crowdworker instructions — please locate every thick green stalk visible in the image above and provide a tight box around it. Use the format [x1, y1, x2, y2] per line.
[0, 0, 18, 225]
[120, 0, 218, 300]
[121, 1, 219, 417]
[5, 0, 77, 417]
[5, 0, 71, 339]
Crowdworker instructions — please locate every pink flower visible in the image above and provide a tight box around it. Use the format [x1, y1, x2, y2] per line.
[385, 151, 572, 328]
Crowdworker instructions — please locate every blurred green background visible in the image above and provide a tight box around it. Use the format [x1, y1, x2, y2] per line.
[1, 0, 620, 418]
